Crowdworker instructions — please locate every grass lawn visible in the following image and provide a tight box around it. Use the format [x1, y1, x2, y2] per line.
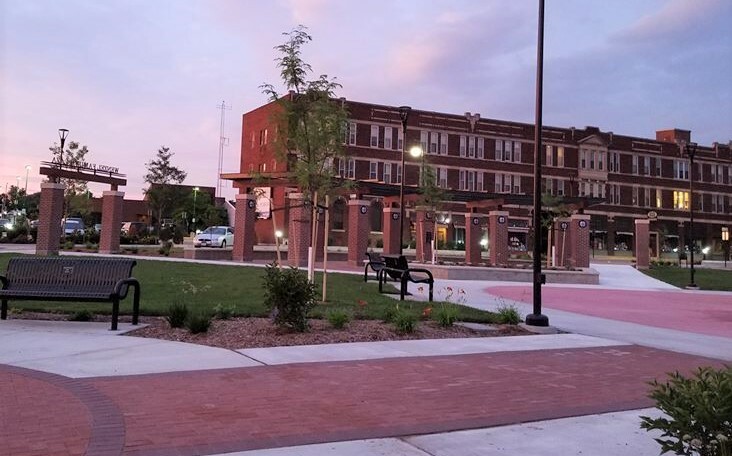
[0, 253, 498, 323]
[642, 266, 732, 291]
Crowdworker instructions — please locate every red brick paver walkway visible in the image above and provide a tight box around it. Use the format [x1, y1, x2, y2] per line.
[486, 286, 732, 338]
[2, 345, 723, 456]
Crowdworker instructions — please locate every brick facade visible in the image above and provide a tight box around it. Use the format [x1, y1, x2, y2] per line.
[553, 218, 572, 267]
[382, 206, 401, 255]
[465, 213, 486, 264]
[99, 191, 125, 254]
[635, 219, 651, 269]
[232, 194, 257, 262]
[570, 214, 591, 268]
[415, 207, 435, 263]
[36, 183, 65, 256]
[488, 211, 509, 266]
[347, 199, 371, 265]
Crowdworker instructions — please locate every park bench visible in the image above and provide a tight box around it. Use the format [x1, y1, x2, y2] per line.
[0, 257, 141, 330]
[379, 254, 434, 301]
[363, 251, 385, 283]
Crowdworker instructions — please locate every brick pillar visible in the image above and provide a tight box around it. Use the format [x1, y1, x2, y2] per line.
[287, 193, 311, 268]
[347, 199, 371, 265]
[488, 211, 509, 266]
[382, 207, 401, 255]
[36, 182, 65, 255]
[551, 218, 568, 267]
[606, 217, 616, 256]
[99, 191, 125, 254]
[635, 219, 651, 269]
[415, 207, 435, 263]
[570, 214, 591, 268]
[233, 194, 257, 262]
[465, 213, 486, 264]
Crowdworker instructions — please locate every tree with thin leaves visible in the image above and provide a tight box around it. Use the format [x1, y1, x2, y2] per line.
[260, 25, 350, 286]
[144, 146, 187, 232]
[48, 141, 91, 218]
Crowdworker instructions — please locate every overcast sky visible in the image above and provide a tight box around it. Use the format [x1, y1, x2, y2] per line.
[2, 0, 730, 200]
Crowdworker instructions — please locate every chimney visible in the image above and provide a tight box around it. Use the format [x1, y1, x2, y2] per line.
[656, 128, 691, 144]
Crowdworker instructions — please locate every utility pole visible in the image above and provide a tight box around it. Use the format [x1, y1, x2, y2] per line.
[216, 101, 231, 199]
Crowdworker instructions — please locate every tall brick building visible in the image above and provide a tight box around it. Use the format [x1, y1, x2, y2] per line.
[224, 98, 731, 257]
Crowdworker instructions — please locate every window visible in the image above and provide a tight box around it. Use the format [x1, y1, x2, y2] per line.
[557, 147, 565, 167]
[656, 188, 662, 208]
[643, 157, 650, 175]
[437, 167, 447, 188]
[609, 152, 620, 172]
[250, 132, 255, 148]
[644, 187, 651, 207]
[429, 132, 437, 154]
[544, 177, 554, 195]
[370, 125, 379, 147]
[477, 172, 484, 192]
[495, 173, 516, 193]
[718, 194, 725, 213]
[504, 141, 512, 161]
[494, 140, 502, 161]
[384, 163, 392, 184]
[395, 164, 402, 184]
[384, 127, 392, 149]
[580, 150, 587, 169]
[264, 129, 268, 144]
[347, 158, 355, 179]
[674, 160, 689, 180]
[673, 190, 689, 210]
[466, 171, 475, 191]
[495, 140, 521, 162]
[459, 170, 466, 191]
[477, 138, 484, 159]
[590, 151, 595, 169]
[369, 161, 378, 180]
[468, 137, 475, 158]
[656, 157, 662, 177]
[420, 130, 429, 153]
[397, 128, 403, 150]
[557, 179, 564, 196]
[348, 122, 357, 145]
[546, 145, 553, 166]
[609, 184, 620, 204]
[632, 156, 638, 175]
[460, 136, 466, 157]
[632, 186, 639, 206]
[337, 158, 346, 177]
[440, 134, 448, 155]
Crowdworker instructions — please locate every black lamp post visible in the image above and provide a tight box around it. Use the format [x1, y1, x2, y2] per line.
[526, 0, 548, 327]
[722, 227, 729, 268]
[192, 187, 200, 233]
[58, 129, 69, 164]
[398, 106, 411, 255]
[685, 141, 698, 289]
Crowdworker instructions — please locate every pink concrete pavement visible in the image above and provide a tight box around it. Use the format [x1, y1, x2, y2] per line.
[486, 286, 732, 338]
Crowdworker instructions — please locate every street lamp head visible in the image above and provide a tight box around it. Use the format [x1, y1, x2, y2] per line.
[25, 165, 31, 171]
[275, 230, 283, 238]
[409, 145, 423, 158]
[398, 105, 411, 124]
[723, 227, 729, 241]
[684, 141, 698, 159]
[58, 128, 69, 142]
[193, 187, 200, 192]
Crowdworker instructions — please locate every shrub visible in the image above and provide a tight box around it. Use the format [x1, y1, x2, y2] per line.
[158, 240, 172, 256]
[640, 366, 731, 456]
[434, 305, 459, 327]
[392, 308, 418, 334]
[263, 263, 317, 332]
[326, 308, 351, 329]
[166, 302, 188, 328]
[382, 305, 398, 323]
[68, 310, 93, 322]
[496, 304, 522, 325]
[186, 312, 212, 334]
[213, 303, 236, 320]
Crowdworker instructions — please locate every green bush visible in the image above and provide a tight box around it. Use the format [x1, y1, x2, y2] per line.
[263, 263, 317, 332]
[392, 308, 417, 334]
[186, 312, 212, 334]
[496, 304, 522, 325]
[158, 240, 172, 256]
[382, 305, 398, 323]
[434, 305, 459, 327]
[641, 366, 731, 456]
[213, 303, 236, 320]
[68, 310, 93, 322]
[326, 308, 351, 329]
[166, 302, 188, 328]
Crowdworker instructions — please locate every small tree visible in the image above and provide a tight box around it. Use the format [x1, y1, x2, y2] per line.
[144, 146, 187, 231]
[261, 25, 350, 284]
[48, 141, 91, 218]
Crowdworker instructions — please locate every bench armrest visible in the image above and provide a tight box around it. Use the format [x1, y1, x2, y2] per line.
[404, 267, 434, 282]
[114, 277, 140, 298]
[0, 275, 7, 289]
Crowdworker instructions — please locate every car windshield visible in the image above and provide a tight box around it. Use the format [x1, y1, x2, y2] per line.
[65, 221, 82, 227]
[202, 227, 226, 235]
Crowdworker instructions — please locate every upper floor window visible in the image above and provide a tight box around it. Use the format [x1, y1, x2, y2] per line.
[546, 145, 553, 166]
[383, 163, 392, 184]
[420, 130, 429, 153]
[609, 151, 620, 172]
[643, 157, 650, 175]
[347, 122, 357, 145]
[370, 125, 379, 147]
[437, 167, 447, 188]
[632, 155, 638, 174]
[440, 134, 448, 155]
[460, 136, 467, 157]
[674, 161, 689, 180]
[656, 157, 662, 177]
[495, 140, 521, 163]
[384, 127, 393, 149]
[429, 132, 438, 154]
[477, 138, 484, 159]
[468, 137, 475, 158]
[369, 161, 378, 180]
[557, 147, 565, 167]
[673, 190, 689, 210]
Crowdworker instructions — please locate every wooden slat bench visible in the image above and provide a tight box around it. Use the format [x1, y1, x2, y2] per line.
[0, 257, 141, 330]
[379, 254, 434, 301]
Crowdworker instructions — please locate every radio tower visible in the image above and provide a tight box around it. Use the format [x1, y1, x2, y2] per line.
[216, 100, 231, 198]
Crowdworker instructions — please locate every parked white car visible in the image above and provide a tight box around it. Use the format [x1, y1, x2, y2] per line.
[194, 226, 234, 248]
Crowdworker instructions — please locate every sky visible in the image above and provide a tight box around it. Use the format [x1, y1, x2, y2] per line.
[1, 0, 731, 201]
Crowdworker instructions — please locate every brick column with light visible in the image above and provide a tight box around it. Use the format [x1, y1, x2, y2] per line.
[553, 217, 571, 267]
[415, 207, 435, 263]
[488, 211, 509, 266]
[570, 214, 591, 268]
[232, 194, 257, 262]
[347, 199, 371, 265]
[99, 191, 125, 254]
[35, 183, 65, 256]
[465, 212, 486, 265]
[382, 206, 401, 255]
[635, 219, 651, 269]
[287, 193, 311, 268]
[315, 207, 325, 261]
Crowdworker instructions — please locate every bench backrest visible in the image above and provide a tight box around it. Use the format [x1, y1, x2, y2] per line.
[4, 257, 136, 294]
[365, 252, 382, 263]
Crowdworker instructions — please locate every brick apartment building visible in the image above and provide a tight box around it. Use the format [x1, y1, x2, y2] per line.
[224, 98, 732, 257]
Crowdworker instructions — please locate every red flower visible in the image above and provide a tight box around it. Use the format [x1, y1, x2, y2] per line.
[357, 299, 368, 308]
[422, 307, 433, 317]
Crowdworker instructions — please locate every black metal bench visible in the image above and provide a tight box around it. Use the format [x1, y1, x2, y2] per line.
[0, 257, 141, 330]
[379, 255, 434, 301]
[364, 251, 385, 283]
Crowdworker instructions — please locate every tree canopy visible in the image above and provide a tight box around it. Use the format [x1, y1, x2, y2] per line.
[144, 146, 188, 228]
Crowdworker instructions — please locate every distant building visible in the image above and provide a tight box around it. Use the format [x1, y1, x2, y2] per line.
[224, 98, 732, 256]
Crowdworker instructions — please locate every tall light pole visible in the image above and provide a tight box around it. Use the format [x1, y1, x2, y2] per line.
[58, 129, 69, 164]
[722, 226, 729, 268]
[685, 141, 698, 289]
[192, 186, 200, 233]
[398, 106, 411, 255]
[526, 0, 549, 327]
